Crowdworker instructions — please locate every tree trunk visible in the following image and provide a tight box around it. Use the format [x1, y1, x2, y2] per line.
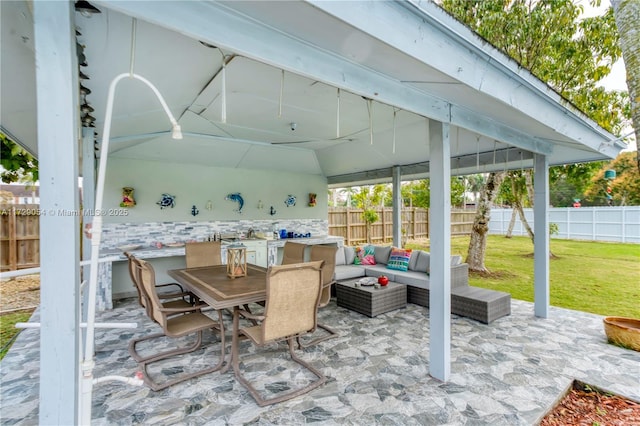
[506, 208, 517, 238]
[514, 200, 534, 242]
[611, 0, 640, 172]
[466, 172, 505, 272]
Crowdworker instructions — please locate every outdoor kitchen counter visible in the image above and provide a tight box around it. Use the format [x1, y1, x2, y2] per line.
[266, 235, 344, 265]
[95, 236, 343, 311]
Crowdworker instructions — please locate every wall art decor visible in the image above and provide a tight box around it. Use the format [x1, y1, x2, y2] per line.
[120, 187, 136, 207]
[308, 193, 317, 207]
[257, 199, 264, 210]
[205, 200, 213, 211]
[269, 206, 277, 216]
[191, 205, 199, 216]
[156, 193, 176, 209]
[225, 192, 244, 213]
[284, 194, 296, 207]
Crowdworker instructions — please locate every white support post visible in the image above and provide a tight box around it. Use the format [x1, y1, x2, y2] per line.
[533, 154, 549, 318]
[392, 166, 402, 247]
[428, 119, 451, 381]
[81, 128, 96, 344]
[34, 2, 81, 423]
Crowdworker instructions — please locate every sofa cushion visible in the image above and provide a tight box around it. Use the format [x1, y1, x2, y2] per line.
[364, 266, 395, 280]
[344, 246, 356, 265]
[408, 250, 421, 271]
[373, 245, 392, 265]
[335, 246, 346, 266]
[334, 265, 366, 281]
[414, 251, 430, 273]
[393, 270, 430, 289]
[386, 247, 412, 271]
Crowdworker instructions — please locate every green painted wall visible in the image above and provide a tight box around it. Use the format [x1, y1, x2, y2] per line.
[102, 158, 327, 223]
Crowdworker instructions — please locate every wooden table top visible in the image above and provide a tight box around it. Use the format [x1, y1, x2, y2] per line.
[168, 264, 268, 309]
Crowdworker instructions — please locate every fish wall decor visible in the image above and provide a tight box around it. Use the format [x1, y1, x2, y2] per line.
[225, 193, 244, 213]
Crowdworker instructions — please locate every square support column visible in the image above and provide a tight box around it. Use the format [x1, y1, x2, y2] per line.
[428, 119, 451, 381]
[533, 154, 550, 318]
[34, 2, 81, 423]
[392, 166, 402, 247]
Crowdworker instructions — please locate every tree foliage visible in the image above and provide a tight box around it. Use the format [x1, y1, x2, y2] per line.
[585, 152, 640, 205]
[1, 133, 38, 183]
[611, 0, 640, 171]
[442, 0, 626, 133]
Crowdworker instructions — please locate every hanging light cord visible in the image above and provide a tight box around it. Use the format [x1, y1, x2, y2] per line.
[129, 18, 136, 76]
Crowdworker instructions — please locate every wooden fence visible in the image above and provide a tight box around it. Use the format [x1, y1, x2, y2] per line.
[329, 207, 475, 246]
[1, 205, 41, 271]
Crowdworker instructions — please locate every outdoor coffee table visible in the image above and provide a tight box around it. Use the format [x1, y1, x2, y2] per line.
[335, 278, 407, 317]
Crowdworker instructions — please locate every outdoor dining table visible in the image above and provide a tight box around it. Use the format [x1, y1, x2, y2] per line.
[167, 264, 268, 373]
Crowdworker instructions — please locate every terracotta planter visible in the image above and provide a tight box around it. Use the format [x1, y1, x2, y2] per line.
[603, 316, 640, 351]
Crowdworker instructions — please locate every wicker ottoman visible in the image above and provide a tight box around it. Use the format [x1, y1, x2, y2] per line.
[336, 279, 407, 317]
[451, 286, 511, 324]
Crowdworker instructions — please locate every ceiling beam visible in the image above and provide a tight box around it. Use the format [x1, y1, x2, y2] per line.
[310, 0, 615, 153]
[93, 1, 553, 156]
[327, 147, 534, 185]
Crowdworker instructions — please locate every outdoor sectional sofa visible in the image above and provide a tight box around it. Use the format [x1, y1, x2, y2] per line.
[334, 245, 511, 324]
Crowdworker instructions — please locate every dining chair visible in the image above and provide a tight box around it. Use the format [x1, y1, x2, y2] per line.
[128, 259, 225, 391]
[232, 261, 326, 406]
[185, 241, 222, 268]
[297, 244, 339, 348]
[281, 241, 306, 264]
[124, 252, 193, 321]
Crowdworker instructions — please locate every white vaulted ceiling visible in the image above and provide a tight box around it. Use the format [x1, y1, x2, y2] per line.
[1, 0, 625, 186]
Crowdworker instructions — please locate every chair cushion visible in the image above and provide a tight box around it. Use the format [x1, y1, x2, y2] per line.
[386, 247, 412, 271]
[451, 255, 463, 266]
[373, 245, 392, 265]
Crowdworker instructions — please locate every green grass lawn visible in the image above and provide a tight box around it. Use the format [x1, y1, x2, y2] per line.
[1, 310, 33, 360]
[407, 235, 640, 318]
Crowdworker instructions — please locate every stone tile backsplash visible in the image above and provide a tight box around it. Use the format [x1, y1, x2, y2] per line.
[101, 219, 328, 250]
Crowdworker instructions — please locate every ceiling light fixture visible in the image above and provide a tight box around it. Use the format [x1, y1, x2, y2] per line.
[81, 103, 94, 113]
[75, 1, 101, 17]
[79, 70, 90, 80]
[80, 84, 91, 96]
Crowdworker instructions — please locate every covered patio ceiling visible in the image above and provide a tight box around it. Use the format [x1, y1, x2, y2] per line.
[1, 1, 625, 187]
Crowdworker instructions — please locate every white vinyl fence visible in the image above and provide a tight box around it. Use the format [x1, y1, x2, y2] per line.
[490, 207, 640, 244]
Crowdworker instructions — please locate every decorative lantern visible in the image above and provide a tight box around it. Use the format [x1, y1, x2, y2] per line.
[226, 246, 247, 278]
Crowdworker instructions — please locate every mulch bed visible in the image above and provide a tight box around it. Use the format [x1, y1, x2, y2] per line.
[540, 380, 640, 425]
[0, 275, 40, 314]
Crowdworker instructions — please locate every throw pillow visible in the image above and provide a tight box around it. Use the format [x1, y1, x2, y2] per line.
[355, 245, 376, 265]
[386, 247, 412, 271]
[353, 246, 362, 265]
[361, 245, 376, 265]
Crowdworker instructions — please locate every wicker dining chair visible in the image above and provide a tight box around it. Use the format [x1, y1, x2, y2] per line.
[297, 244, 339, 348]
[281, 241, 306, 264]
[129, 259, 225, 391]
[232, 261, 326, 406]
[185, 241, 222, 268]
